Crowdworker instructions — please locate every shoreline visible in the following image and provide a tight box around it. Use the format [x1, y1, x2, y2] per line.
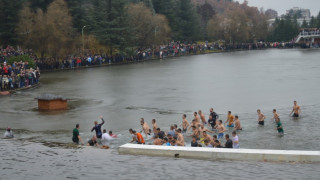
[0, 83, 40, 94]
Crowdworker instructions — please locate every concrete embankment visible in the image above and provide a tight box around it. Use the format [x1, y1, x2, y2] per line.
[118, 144, 320, 163]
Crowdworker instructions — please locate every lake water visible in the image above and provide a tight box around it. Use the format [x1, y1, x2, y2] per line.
[1, 49, 320, 179]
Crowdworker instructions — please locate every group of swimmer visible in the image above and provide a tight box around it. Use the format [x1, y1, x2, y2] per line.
[72, 115, 117, 148]
[128, 101, 301, 148]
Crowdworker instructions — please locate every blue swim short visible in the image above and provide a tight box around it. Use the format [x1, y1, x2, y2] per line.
[218, 133, 224, 139]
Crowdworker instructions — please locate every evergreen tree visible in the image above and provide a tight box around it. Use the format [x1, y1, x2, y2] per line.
[0, 0, 23, 46]
[309, 16, 317, 28]
[317, 11, 320, 28]
[301, 19, 308, 28]
[90, 0, 130, 55]
[29, 0, 53, 11]
[172, 0, 200, 41]
[65, 0, 87, 32]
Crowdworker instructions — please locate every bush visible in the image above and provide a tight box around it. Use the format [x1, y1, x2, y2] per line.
[7, 55, 36, 69]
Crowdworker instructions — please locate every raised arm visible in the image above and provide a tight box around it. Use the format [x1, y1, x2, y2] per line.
[99, 115, 105, 126]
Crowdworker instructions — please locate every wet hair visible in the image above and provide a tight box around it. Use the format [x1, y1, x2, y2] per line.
[228, 111, 231, 114]
[170, 126, 174, 130]
[129, 128, 133, 132]
[167, 134, 172, 137]
[198, 144, 202, 147]
[219, 120, 223, 123]
[174, 124, 177, 128]
[109, 131, 112, 134]
[203, 131, 207, 134]
[157, 128, 160, 131]
[192, 136, 196, 139]
[154, 135, 159, 138]
[214, 140, 220, 143]
[152, 119, 156, 122]
[76, 124, 79, 128]
[103, 129, 106, 133]
[232, 131, 236, 135]
[164, 137, 168, 142]
[213, 135, 217, 139]
[132, 130, 136, 133]
[173, 137, 177, 140]
[225, 134, 229, 138]
[194, 112, 197, 115]
[273, 109, 276, 112]
[235, 115, 239, 119]
[183, 114, 186, 118]
[204, 139, 209, 143]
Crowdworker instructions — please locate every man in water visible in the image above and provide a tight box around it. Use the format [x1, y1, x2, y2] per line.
[181, 114, 189, 133]
[201, 131, 213, 143]
[140, 118, 150, 138]
[153, 135, 163, 145]
[224, 134, 233, 148]
[198, 110, 207, 125]
[72, 124, 83, 144]
[290, 100, 301, 118]
[151, 119, 158, 134]
[4, 127, 14, 138]
[224, 111, 235, 127]
[87, 135, 99, 147]
[275, 118, 284, 135]
[209, 108, 219, 129]
[272, 109, 280, 122]
[199, 124, 214, 135]
[232, 131, 239, 149]
[175, 128, 185, 146]
[193, 112, 200, 125]
[91, 115, 105, 139]
[188, 126, 200, 140]
[234, 115, 242, 130]
[191, 136, 198, 147]
[257, 109, 266, 125]
[215, 120, 226, 140]
[101, 129, 113, 146]
[129, 129, 136, 143]
[134, 130, 145, 144]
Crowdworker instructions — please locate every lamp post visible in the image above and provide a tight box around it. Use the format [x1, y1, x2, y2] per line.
[82, 25, 86, 52]
[153, 26, 159, 59]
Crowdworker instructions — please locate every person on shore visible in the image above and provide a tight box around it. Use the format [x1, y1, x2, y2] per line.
[234, 115, 242, 130]
[232, 131, 239, 149]
[140, 118, 150, 138]
[87, 135, 99, 147]
[175, 128, 185, 146]
[272, 109, 280, 122]
[4, 127, 14, 138]
[275, 118, 284, 136]
[191, 136, 198, 147]
[134, 130, 145, 144]
[257, 109, 266, 125]
[225, 111, 235, 127]
[91, 115, 105, 139]
[198, 110, 207, 125]
[208, 108, 219, 129]
[224, 134, 233, 148]
[181, 114, 189, 133]
[152, 119, 158, 134]
[72, 124, 83, 145]
[215, 120, 226, 140]
[289, 100, 301, 118]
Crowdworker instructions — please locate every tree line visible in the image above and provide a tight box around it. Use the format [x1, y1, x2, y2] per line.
[0, 0, 320, 59]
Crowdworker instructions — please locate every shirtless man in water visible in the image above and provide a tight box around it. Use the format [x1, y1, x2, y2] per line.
[199, 124, 214, 137]
[257, 109, 266, 125]
[272, 109, 280, 122]
[215, 120, 226, 140]
[175, 129, 185, 146]
[181, 114, 189, 133]
[289, 101, 301, 118]
[151, 119, 158, 134]
[193, 112, 200, 125]
[198, 110, 207, 125]
[234, 115, 242, 130]
[140, 118, 150, 138]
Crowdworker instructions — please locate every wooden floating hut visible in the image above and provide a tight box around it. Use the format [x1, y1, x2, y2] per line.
[36, 94, 68, 110]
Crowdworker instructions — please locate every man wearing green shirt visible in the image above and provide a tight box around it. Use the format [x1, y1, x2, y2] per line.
[275, 119, 284, 135]
[72, 124, 83, 144]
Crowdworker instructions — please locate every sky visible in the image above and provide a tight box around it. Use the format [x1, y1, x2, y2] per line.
[241, 0, 320, 16]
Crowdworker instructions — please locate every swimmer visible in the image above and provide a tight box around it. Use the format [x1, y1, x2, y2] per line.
[289, 100, 301, 118]
[4, 127, 14, 138]
[199, 124, 214, 134]
[234, 115, 242, 130]
[257, 109, 266, 125]
[134, 130, 145, 144]
[202, 131, 213, 143]
[140, 118, 150, 138]
[232, 131, 239, 149]
[275, 118, 284, 136]
[271, 109, 280, 122]
[204, 139, 213, 148]
[87, 135, 100, 147]
[224, 134, 233, 148]
[224, 111, 235, 127]
[191, 136, 198, 147]
[101, 129, 113, 146]
[213, 140, 223, 148]
[175, 128, 185, 146]
[193, 112, 200, 125]
[129, 129, 136, 143]
[167, 126, 176, 138]
[154, 128, 165, 140]
[181, 114, 189, 133]
[215, 120, 226, 140]
[72, 124, 83, 145]
[153, 135, 163, 145]
[198, 110, 207, 125]
[91, 115, 105, 139]
[151, 119, 158, 134]
[188, 126, 200, 140]
[163, 137, 170, 146]
[109, 131, 117, 138]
